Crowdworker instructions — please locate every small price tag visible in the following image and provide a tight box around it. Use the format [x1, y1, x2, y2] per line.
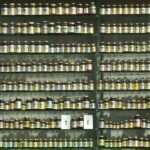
[84, 115, 93, 129]
[61, 115, 71, 129]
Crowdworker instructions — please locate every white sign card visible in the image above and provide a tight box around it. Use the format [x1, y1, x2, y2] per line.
[84, 115, 93, 129]
[61, 115, 71, 129]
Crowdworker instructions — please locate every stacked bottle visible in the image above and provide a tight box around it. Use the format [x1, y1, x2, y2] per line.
[0, 96, 95, 110]
[0, 80, 94, 91]
[1, 2, 96, 16]
[99, 114, 150, 129]
[99, 97, 150, 110]
[98, 78, 150, 90]
[0, 138, 93, 148]
[0, 41, 96, 53]
[100, 23, 150, 34]
[100, 4, 150, 15]
[100, 41, 150, 53]
[0, 59, 93, 72]
[99, 59, 150, 71]
[0, 21, 94, 34]
[98, 136, 150, 148]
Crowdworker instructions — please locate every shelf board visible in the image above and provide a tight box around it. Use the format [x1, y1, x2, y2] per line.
[100, 33, 150, 35]
[99, 14, 150, 16]
[0, 147, 94, 149]
[99, 52, 150, 54]
[0, 52, 95, 55]
[0, 128, 90, 130]
[99, 128, 150, 130]
[0, 71, 92, 74]
[99, 109, 150, 111]
[99, 71, 150, 72]
[98, 90, 150, 92]
[0, 90, 94, 92]
[0, 109, 95, 112]
[0, 33, 95, 36]
[98, 147, 150, 149]
[0, 14, 96, 17]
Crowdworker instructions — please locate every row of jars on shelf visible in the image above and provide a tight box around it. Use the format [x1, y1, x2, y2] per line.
[0, 138, 93, 148]
[99, 136, 150, 148]
[1, 2, 96, 16]
[99, 96, 150, 109]
[100, 4, 150, 15]
[100, 41, 150, 53]
[98, 78, 150, 90]
[99, 59, 150, 71]
[0, 116, 90, 129]
[0, 80, 94, 91]
[0, 42, 96, 53]
[100, 23, 150, 34]
[0, 22, 94, 34]
[100, 114, 150, 129]
[0, 60, 92, 72]
[0, 96, 95, 110]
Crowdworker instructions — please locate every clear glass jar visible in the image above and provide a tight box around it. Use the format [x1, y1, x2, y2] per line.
[16, 3, 22, 15]
[1, 3, 8, 15]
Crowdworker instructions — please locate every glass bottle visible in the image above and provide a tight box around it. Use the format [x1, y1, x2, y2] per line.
[1, 3, 8, 15]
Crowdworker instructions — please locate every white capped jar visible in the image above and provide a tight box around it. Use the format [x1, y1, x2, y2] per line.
[57, 3, 63, 15]
[1, 23, 8, 34]
[140, 42, 146, 52]
[100, 5, 105, 15]
[123, 4, 128, 14]
[90, 2, 96, 14]
[64, 3, 69, 15]
[129, 4, 134, 15]
[122, 23, 128, 33]
[37, 3, 43, 15]
[140, 23, 146, 33]
[70, 3, 76, 15]
[30, 3, 36, 15]
[28, 22, 34, 34]
[42, 21, 48, 34]
[140, 4, 146, 14]
[43, 3, 49, 15]
[16, 3, 22, 15]
[134, 4, 140, 14]
[106, 5, 111, 15]
[9, 3, 15, 15]
[23, 3, 29, 15]
[128, 60, 134, 71]
[22, 41, 29, 53]
[112, 5, 117, 15]
[15, 41, 21, 53]
[77, 3, 83, 14]
[50, 3, 56, 15]
[1, 4, 8, 15]
[9, 41, 15, 53]
[117, 5, 123, 15]
[100, 24, 106, 33]
[139, 60, 146, 71]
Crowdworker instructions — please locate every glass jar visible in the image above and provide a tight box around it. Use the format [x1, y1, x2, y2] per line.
[23, 3, 29, 15]
[50, 3, 56, 15]
[1, 3, 8, 15]
[90, 2, 96, 14]
[9, 3, 15, 15]
[30, 3, 36, 15]
[64, 3, 69, 15]
[28, 22, 34, 34]
[57, 3, 63, 15]
[16, 3, 22, 15]
[37, 3, 43, 15]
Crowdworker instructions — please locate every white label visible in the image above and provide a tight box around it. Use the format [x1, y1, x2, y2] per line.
[61, 115, 71, 129]
[84, 115, 93, 129]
